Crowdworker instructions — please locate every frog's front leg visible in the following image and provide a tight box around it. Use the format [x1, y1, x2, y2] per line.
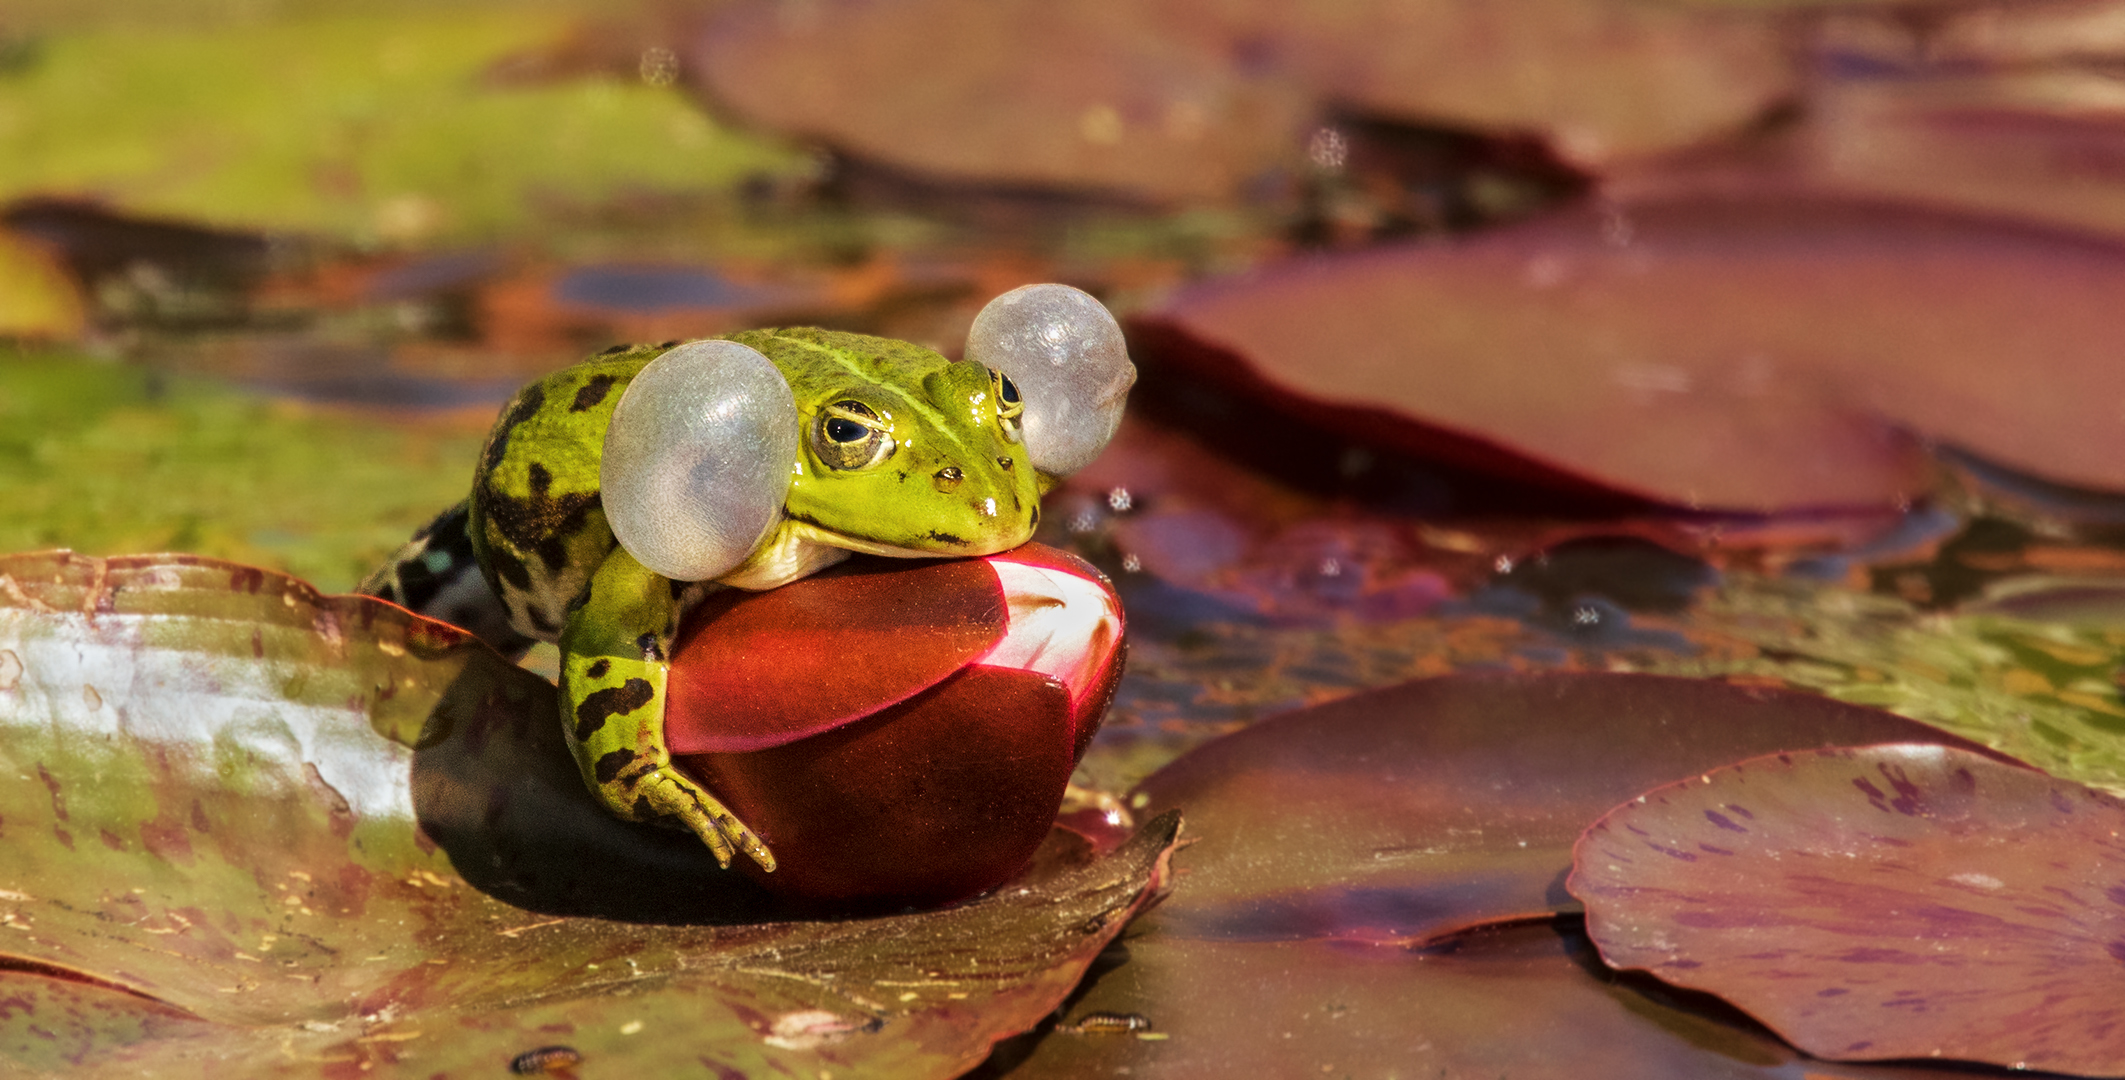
[560, 545, 775, 871]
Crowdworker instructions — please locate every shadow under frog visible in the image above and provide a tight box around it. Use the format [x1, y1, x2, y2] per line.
[408, 652, 783, 925]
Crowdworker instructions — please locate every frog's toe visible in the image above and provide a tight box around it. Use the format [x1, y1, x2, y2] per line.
[643, 769, 776, 872]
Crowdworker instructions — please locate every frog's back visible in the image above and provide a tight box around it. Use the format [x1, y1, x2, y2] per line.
[467, 330, 975, 641]
[726, 326, 956, 395]
[469, 349, 656, 640]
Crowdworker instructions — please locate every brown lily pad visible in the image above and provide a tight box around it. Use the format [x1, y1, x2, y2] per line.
[993, 672, 2007, 1079]
[991, 921, 1963, 1080]
[1572, 743, 2125, 1075]
[1132, 671, 1996, 945]
[0, 551, 1179, 1076]
[691, 0, 1792, 205]
[1130, 193, 2125, 510]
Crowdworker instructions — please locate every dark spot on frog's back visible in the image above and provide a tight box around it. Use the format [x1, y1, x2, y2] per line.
[479, 386, 546, 478]
[571, 374, 618, 412]
[527, 462, 553, 495]
[574, 678, 655, 742]
[926, 530, 968, 545]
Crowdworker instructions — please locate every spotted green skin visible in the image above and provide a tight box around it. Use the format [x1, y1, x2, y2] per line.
[467, 329, 1043, 869]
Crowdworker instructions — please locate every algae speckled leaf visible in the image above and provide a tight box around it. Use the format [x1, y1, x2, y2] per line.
[0, 551, 1177, 1077]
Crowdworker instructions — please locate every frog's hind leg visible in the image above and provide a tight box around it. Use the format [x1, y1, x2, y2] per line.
[360, 501, 536, 657]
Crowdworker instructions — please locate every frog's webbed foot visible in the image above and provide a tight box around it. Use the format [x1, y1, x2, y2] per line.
[563, 546, 779, 873]
[638, 766, 776, 871]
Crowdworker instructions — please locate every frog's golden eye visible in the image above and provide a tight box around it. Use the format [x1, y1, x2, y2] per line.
[989, 368, 1025, 443]
[812, 399, 895, 470]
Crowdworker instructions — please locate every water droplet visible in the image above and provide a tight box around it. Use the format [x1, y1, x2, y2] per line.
[638, 47, 678, 87]
[1106, 487, 1133, 512]
[1306, 126, 1348, 172]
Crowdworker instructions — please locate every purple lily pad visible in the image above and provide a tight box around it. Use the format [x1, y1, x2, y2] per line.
[691, 0, 1792, 205]
[1571, 744, 2125, 1075]
[1130, 193, 2125, 510]
[0, 551, 1178, 1075]
[994, 673, 2008, 1079]
[992, 921, 1966, 1080]
[1132, 671, 1996, 945]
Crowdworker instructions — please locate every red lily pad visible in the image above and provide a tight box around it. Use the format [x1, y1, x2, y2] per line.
[668, 544, 1123, 755]
[0, 551, 1176, 1075]
[669, 544, 1127, 908]
[666, 555, 1006, 754]
[1130, 193, 2125, 511]
[1571, 744, 2125, 1075]
[1133, 671, 1998, 945]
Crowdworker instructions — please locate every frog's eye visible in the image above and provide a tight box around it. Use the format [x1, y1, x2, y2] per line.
[989, 369, 1025, 443]
[811, 399, 895, 471]
[964, 283, 1136, 478]
[601, 340, 798, 582]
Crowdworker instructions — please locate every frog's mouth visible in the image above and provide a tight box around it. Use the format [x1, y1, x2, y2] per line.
[718, 517, 1033, 591]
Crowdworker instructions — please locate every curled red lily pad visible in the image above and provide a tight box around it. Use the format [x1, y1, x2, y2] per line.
[667, 544, 1126, 910]
[1571, 743, 2125, 1076]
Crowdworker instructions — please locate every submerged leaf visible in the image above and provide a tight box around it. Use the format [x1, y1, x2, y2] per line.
[1573, 744, 2125, 1076]
[0, 551, 1177, 1076]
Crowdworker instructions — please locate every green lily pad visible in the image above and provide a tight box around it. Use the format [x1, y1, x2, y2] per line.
[0, 12, 802, 243]
[0, 346, 485, 591]
[0, 550, 1179, 1076]
[1653, 573, 2125, 797]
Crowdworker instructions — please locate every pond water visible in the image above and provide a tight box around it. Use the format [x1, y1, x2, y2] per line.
[6, 1, 2125, 1076]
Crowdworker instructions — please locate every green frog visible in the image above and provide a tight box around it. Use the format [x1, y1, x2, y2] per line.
[361, 285, 1135, 871]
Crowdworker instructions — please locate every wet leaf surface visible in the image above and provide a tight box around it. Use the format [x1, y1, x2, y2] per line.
[0, 551, 1179, 1076]
[1131, 194, 2125, 510]
[1572, 744, 2125, 1075]
[988, 921, 1968, 1080]
[1130, 671, 1998, 945]
[991, 672, 2011, 1079]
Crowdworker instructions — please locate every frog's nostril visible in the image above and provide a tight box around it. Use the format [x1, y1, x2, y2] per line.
[996, 455, 1013, 470]
[933, 466, 964, 493]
